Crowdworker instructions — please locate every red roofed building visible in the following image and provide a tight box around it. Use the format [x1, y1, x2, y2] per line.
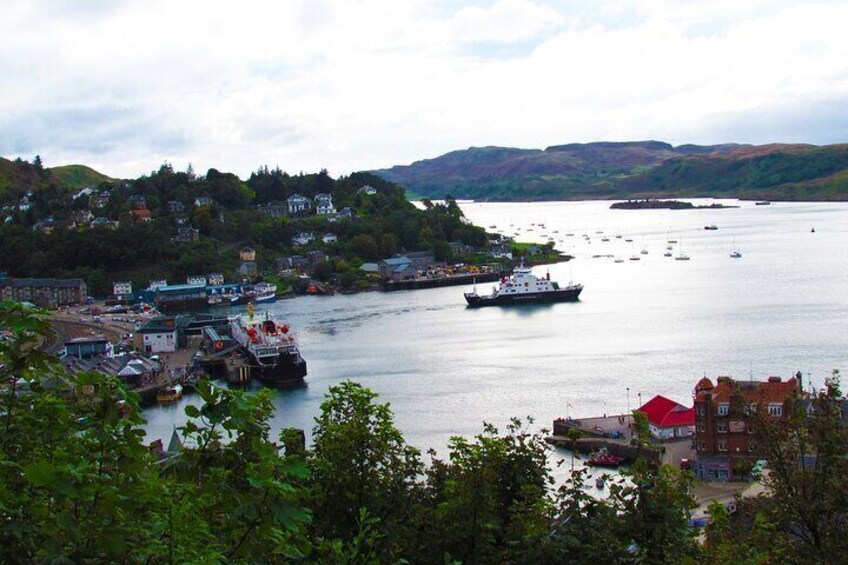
[693, 375, 803, 481]
[637, 395, 695, 439]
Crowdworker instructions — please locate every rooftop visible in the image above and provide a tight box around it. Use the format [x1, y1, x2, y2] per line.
[638, 395, 694, 428]
[695, 376, 801, 405]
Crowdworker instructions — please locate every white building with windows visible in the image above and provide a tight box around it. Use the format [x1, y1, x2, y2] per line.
[315, 193, 336, 215]
[287, 194, 311, 214]
[113, 281, 133, 297]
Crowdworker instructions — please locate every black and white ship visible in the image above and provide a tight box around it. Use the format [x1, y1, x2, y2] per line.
[229, 308, 307, 385]
[464, 265, 582, 307]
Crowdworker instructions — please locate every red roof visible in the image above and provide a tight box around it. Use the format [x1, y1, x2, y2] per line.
[694, 377, 800, 405]
[638, 395, 695, 428]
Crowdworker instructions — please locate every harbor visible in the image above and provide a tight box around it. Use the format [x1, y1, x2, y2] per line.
[547, 412, 694, 468]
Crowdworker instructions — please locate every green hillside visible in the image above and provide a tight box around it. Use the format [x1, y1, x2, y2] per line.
[0, 157, 113, 201]
[374, 142, 848, 201]
[49, 164, 112, 189]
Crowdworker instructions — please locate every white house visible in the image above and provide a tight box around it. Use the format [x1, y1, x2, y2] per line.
[322, 232, 338, 244]
[113, 281, 133, 297]
[207, 273, 224, 286]
[138, 317, 178, 353]
[358, 185, 377, 196]
[292, 232, 314, 246]
[73, 187, 95, 200]
[186, 275, 206, 285]
[148, 279, 168, 291]
[314, 193, 336, 215]
[287, 194, 311, 214]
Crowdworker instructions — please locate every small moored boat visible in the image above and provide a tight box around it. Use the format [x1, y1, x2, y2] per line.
[587, 449, 624, 468]
[156, 383, 183, 403]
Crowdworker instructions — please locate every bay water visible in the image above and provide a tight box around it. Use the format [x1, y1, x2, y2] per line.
[144, 199, 848, 463]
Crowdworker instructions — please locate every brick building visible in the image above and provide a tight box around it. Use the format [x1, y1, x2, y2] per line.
[693, 375, 802, 481]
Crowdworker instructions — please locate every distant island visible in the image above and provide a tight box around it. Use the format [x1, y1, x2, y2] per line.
[610, 199, 738, 210]
[373, 140, 848, 202]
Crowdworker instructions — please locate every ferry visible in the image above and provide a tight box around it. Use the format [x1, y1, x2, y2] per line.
[464, 265, 582, 307]
[229, 306, 307, 385]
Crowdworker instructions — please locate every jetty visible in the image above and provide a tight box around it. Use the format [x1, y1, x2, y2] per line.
[381, 270, 505, 291]
[547, 414, 662, 464]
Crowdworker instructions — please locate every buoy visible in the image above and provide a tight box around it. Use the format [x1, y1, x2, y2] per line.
[214, 340, 224, 350]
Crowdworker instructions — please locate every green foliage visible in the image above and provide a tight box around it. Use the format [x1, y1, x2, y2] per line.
[0, 302, 311, 562]
[309, 381, 423, 560]
[425, 418, 554, 564]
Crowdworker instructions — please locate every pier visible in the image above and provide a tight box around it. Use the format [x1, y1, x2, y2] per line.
[548, 414, 694, 467]
[381, 270, 505, 291]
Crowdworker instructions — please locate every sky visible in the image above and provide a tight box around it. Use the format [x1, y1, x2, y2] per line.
[2, 0, 848, 179]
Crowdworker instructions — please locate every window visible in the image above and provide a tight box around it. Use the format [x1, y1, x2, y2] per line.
[744, 403, 757, 415]
[768, 404, 783, 417]
[716, 422, 728, 434]
[696, 405, 705, 416]
[748, 443, 757, 452]
[717, 403, 730, 416]
[697, 422, 705, 432]
[698, 442, 706, 452]
[718, 439, 728, 452]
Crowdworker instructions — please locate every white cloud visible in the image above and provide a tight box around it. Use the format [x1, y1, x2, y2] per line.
[1, 1, 847, 178]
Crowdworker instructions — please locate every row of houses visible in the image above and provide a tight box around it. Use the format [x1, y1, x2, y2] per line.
[0, 276, 88, 308]
[259, 194, 358, 221]
[113, 273, 225, 298]
[358, 251, 439, 281]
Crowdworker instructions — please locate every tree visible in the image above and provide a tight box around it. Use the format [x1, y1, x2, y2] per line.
[309, 381, 422, 561]
[749, 371, 848, 561]
[425, 418, 554, 564]
[0, 302, 312, 562]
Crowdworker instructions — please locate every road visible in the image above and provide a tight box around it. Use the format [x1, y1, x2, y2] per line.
[42, 315, 130, 355]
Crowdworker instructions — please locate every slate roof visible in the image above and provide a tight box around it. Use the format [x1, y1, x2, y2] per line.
[0, 278, 85, 288]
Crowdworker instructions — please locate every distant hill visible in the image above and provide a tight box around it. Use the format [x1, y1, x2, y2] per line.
[0, 157, 43, 196]
[49, 164, 112, 190]
[0, 157, 112, 200]
[373, 141, 848, 201]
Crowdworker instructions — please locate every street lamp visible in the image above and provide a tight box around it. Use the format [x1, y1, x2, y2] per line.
[626, 387, 630, 413]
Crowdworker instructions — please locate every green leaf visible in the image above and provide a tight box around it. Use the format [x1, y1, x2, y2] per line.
[184, 404, 201, 418]
[23, 460, 57, 487]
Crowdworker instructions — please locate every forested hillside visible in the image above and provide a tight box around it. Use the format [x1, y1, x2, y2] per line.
[374, 142, 848, 201]
[0, 159, 487, 295]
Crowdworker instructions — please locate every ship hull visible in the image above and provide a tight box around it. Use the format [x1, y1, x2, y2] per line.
[249, 350, 307, 385]
[464, 286, 582, 307]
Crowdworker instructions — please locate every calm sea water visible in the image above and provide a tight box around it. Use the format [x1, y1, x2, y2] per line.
[145, 199, 848, 461]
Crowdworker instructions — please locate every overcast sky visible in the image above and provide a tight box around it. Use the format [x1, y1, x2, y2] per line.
[2, 0, 848, 179]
